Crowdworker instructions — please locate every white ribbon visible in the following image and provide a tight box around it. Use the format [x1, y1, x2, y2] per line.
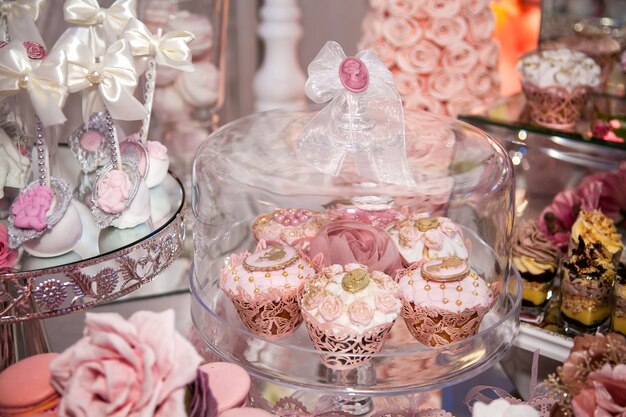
[0, 42, 67, 126]
[122, 18, 194, 71]
[1, 0, 46, 45]
[63, 0, 136, 55]
[296, 41, 414, 186]
[64, 37, 147, 122]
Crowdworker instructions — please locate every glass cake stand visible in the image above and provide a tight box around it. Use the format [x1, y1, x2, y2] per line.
[190, 109, 521, 413]
[0, 146, 186, 370]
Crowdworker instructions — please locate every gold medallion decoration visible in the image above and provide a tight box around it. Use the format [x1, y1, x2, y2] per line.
[421, 256, 470, 282]
[415, 217, 440, 232]
[342, 268, 370, 293]
[243, 246, 299, 272]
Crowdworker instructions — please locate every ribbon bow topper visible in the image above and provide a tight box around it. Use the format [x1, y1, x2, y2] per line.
[64, 0, 136, 55]
[0, 41, 67, 126]
[64, 37, 147, 123]
[1, 0, 46, 45]
[122, 18, 194, 72]
[296, 41, 414, 187]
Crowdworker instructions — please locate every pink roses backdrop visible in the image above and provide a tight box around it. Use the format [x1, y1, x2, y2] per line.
[359, 0, 501, 116]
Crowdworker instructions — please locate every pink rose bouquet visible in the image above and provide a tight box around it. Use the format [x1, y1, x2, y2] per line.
[50, 310, 202, 417]
[0, 223, 18, 268]
[12, 185, 53, 232]
[308, 220, 403, 276]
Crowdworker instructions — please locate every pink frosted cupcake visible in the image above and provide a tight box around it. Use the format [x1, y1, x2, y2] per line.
[251, 208, 327, 249]
[388, 213, 469, 265]
[221, 242, 318, 339]
[397, 257, 498, 346]
[300, 264, 402, 369]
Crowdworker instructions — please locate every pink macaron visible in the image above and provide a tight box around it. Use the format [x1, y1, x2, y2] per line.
[219, 407, 275, 417]
[199, 362, 251, 414]
[0, 353, 61, 416]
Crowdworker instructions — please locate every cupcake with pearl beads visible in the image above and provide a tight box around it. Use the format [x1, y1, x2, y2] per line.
[220, 241, 319, 340]
[251, 208, 327, 249]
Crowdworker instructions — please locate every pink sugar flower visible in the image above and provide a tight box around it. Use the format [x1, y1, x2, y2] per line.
[12, 185, 53, 232]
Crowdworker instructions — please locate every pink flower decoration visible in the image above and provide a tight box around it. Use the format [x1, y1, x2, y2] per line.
[308, 220, 403, 276]
[424, 230, 444, 250]
[348, 301, 374, 326]
[12, 185, 53, 232]
[96, 169, 132, 214]
[572, 364, 626, 417]
[23, 41, 47, 60]
[50, 310, 202, 417]
[0, 224, 18, 269]
[146, 141, 168, 160]
[375, 291, 399, 314]
[319, 296, 343, 322]
[578, 168, 626, 221]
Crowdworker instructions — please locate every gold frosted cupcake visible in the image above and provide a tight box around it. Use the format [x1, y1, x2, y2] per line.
[512, 220, 560, 322]
[570, 209, 623, 266]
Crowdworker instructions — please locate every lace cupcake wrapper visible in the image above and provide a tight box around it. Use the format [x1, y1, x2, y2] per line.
[522, 82, 591, 130]
[302, 310, 394, 370]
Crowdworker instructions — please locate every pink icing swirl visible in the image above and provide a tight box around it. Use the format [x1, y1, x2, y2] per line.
[424, 17, 468, 47]
[23, 41, 47, 60]
[441, 41, 478, 74]
[382, 17, 423, 48]
[12, 185, 53, 232]
[375, 291, 399, 314]
[423, 0, 461, 18]
[396, 40, 440, 74]
[0, 223, 18, 268]
[147, 140, 168, 160]
[319, 296, 343, 322]
[348, 300, 374, 326]
[96, 169, 131, 214]
[427, 70, 465, 100]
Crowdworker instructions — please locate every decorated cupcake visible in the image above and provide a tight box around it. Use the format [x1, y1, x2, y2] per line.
[220, 242, 318, 339]
[560, 239, 615, 334]
[397, 257, 498, 346]
[570, 209, 623, 266]
[300, 264, 401, 369]
[612, 264, 626, 336]
[517, 48, 600, 129]
[251, 208, 326, 249]
[512, 220, 560, 322]
[388, 214, 468, 265]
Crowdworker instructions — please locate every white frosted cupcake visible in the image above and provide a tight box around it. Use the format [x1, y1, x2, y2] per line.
[300, 264, 402, 369]
[388, 213, 468, 265]
[397, 257, 498, 346]
[221, 242, 317, 339]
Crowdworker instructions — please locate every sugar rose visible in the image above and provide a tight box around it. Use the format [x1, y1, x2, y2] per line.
[308, 220, 402, 276]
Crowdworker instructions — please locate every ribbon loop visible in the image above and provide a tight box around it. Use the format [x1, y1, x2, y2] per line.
[63, 37, 147, 122]
[122, 18, 194, 72]
[0, 42, 67, 126]
[296, 41, 414, 187]
[1, 0, 46, 45]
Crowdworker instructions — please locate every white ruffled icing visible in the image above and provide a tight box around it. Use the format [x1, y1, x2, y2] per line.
[517, 48, 600, 92]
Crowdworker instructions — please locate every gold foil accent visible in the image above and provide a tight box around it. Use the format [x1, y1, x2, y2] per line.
[415, 217, 440, 232]
[243, 246, 299, 272]
[421, 256, 470, 282]
[342, 268, 370, 293]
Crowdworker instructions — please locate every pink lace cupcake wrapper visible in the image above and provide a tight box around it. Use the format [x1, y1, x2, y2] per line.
[522, 82, 591, 130]
[225, 287, 303, 340]
[302, 311, 394, 370]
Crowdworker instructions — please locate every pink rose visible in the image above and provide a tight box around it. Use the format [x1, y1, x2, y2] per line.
[348, 301, 374, 326]
[375, 291, 400, 313]
[50, 310, 202, 417]
[446, 94, 480, 117]
[427, 71, 465, 100]
[12, 185, 53, 232]
[572, 364, 626, 417]
[360, 13, 383, 45]
[396, 40, 440, 74]
[463, 0, 491, 16]
[387, 0, 419, 16]
[0, 223, 18, 268]
[394, 72, 426, 97]
[382, 17, 423, 48]
[467, 9, 495, 44]
[466, 68, 498, 98]
[147, 141, 168, 160]
[423, 0, 461, 18]
[403, 92, 445, 114]
[302, 291, 324, 310]
[308, 220, 403, 276]
[96, 169, 132, 214]
[383, 277, 402, 298]
[319, 296, 343, 322]
[424, 17, 467, 47]
[441, 41, 478, 74]
[23, 41, 47, 60]
[478, 40, 500, 69]
[365, 40, 396, 68]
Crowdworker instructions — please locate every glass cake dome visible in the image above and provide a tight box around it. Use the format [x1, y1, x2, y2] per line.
[190, 108, 520, 397]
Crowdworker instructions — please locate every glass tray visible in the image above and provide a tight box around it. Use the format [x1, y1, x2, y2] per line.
[0, 146, 186, 323]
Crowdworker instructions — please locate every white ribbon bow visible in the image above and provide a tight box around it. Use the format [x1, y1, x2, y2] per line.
[64, 0, 136, 55]
[0, 42, 67, 126]
[122, 18, 194, 72]
[296, 41, 414, 186]
[1, 0, 46, 45]
[64, 37, 147, 122]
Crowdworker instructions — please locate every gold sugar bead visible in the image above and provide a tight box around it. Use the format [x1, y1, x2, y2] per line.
[473, 282, 479, 287]
[254, 288, 259, 293]
[424, 284, 431, 291]
[439, 283, 446, 290]
[472, 290, 478, 296]
[282, 271, 289, 277]
[456, 300, 462, 306]
[456, 285, 463, 292]
[443, 298, 449, 304]
[298, 274, 304, 279]
[265, 273, 271, 278]
[298, 264, 305, 270]
[248, 276, 254, 282]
